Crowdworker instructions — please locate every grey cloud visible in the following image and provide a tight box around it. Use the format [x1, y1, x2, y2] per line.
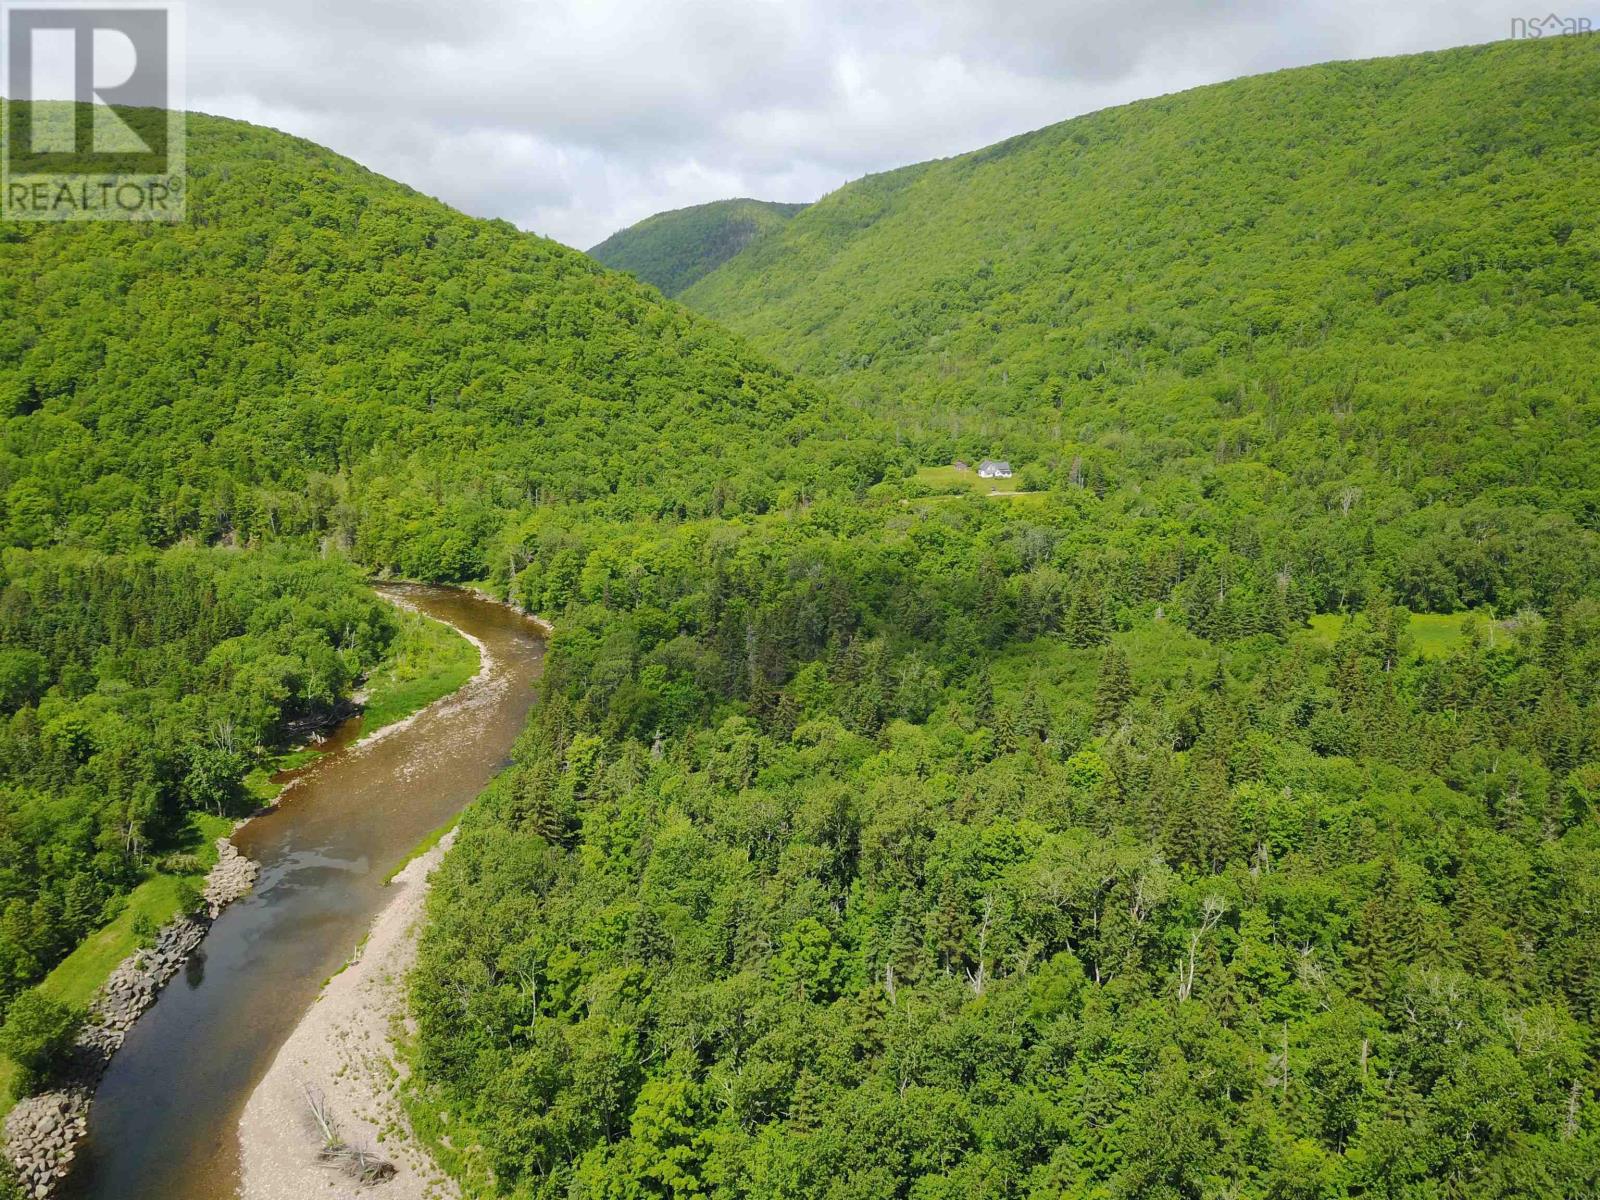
[184, 0, 1523, 249]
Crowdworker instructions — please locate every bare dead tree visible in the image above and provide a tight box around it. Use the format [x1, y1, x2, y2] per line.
[300, 1082, 396, 1187]
[1265, 1023, 1291, 1106]
[1177, 894, 1227, 1003]
[301, 1081, 340, 1152]
[966, 895, 996, 997]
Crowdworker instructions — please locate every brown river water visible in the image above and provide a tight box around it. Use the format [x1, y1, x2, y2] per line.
[61, 584, 545, 1200]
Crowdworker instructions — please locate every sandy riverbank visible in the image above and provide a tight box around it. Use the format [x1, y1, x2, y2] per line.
[236, 832, 460, 1200]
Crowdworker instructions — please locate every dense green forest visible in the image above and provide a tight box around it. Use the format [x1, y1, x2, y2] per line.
[589, 200, 808, 297]
[0, 547, 396, 1007]
[0, 106, 867, 1116]
[0, 111, 874, 577]
[406, 36, 1600, 1200]
[0, 34, 1598, 1200]
[411, 492, 1600, 1198]
[684, 38, 1600, 550]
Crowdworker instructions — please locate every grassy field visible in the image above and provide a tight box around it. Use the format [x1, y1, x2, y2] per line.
[360, 605, 480, 731]
[0, 605, 478, 1120]
[0, 811, 232, 1117]
[1304, 610, 1500, 657]
[912, 464, 1030, 496]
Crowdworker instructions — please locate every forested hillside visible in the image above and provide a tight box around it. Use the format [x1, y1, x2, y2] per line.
[406, 37, 1600, 1200]
[588, 200, 808, 297]
[0, 108, 871, 1122]
[415, 499, 1600, 1200]
[685, 37, 1600, 535]
[0, 112, 872, 580]
[1, 39, 1598, 1200]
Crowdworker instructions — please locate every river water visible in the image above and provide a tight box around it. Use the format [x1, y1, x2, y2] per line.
[61, 584, 545, 1200]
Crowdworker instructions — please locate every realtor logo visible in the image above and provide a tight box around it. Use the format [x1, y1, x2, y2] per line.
[2, 0, 185, 221]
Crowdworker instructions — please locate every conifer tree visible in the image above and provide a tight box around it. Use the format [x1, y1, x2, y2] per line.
[1093, 646, 1133, 730]
[971, 667, 996, 730]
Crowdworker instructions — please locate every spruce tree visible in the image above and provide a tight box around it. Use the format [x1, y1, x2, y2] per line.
[1093, 646, 1133, 730]
[972, 667, 996, 729]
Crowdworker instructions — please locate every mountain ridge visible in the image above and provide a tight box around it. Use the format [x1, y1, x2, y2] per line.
[684, 36, 1600, 496]
[587, 196, 808, 296]
[0, 109, 873, 579]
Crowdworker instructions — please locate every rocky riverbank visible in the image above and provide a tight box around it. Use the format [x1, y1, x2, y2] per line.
[238, 832, 461, 1200]
[203, 839, 261, 917]
[2, 840, 260, 1198]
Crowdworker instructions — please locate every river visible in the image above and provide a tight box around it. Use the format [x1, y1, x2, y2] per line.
[61, 584, 546, 1200]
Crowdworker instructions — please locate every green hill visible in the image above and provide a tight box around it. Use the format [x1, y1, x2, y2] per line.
[0, 113, 868, 580]
[5, 44, 1600, 1200]
[0, 110, 875, 1106]
[685, 37, 1600, 515]
[402, 44, 1600, 1198]
[588, 197, 808, 296]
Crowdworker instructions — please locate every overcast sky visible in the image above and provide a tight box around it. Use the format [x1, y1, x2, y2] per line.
[172, 0, 1526, 249]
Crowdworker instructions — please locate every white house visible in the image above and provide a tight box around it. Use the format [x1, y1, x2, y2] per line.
[977, 459, 1013, 479]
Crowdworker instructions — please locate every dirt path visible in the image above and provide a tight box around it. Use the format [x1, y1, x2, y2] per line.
[236, 832, 460, 1200]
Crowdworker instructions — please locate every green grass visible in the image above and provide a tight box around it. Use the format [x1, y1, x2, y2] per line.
[1303, 610, 1500, 658]
[890, 466, 1046, 510]
[1304, 614, 1344, 646]
[38, 875, 205, 1011]
[359, 605, 480, 733]
[0, 812, 232, 1118]
[912, 465, 1025, 496]
[383, 814, 460, 886]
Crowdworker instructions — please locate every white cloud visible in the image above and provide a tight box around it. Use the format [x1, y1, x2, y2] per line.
[184, 0, 1521, 249]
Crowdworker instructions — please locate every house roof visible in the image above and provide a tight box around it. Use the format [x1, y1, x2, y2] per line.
[978, 459, 1012, 471]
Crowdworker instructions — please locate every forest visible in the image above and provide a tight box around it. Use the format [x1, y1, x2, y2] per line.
[589, 200, 808, 297]
[0, 113, 876, 576]
[0, 547, 396, 1007]
[1, 31, 1598, 1200]
[684, 36, 1600, 531]
[409, 491, 1599, 1199]
[0, 101, 874, 1131]
[407, 35, 1600, 1200]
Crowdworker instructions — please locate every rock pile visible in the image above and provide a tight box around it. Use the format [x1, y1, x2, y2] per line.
[3, 1094, 86, 1199]
[2, 839, 260, 1198]
[88, 918, 209, 1045]
[203, 838, 260, 916]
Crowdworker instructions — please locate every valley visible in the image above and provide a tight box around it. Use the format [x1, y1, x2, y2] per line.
[61, 586, 544, 1200]
[1, 29, 1598, 1200]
